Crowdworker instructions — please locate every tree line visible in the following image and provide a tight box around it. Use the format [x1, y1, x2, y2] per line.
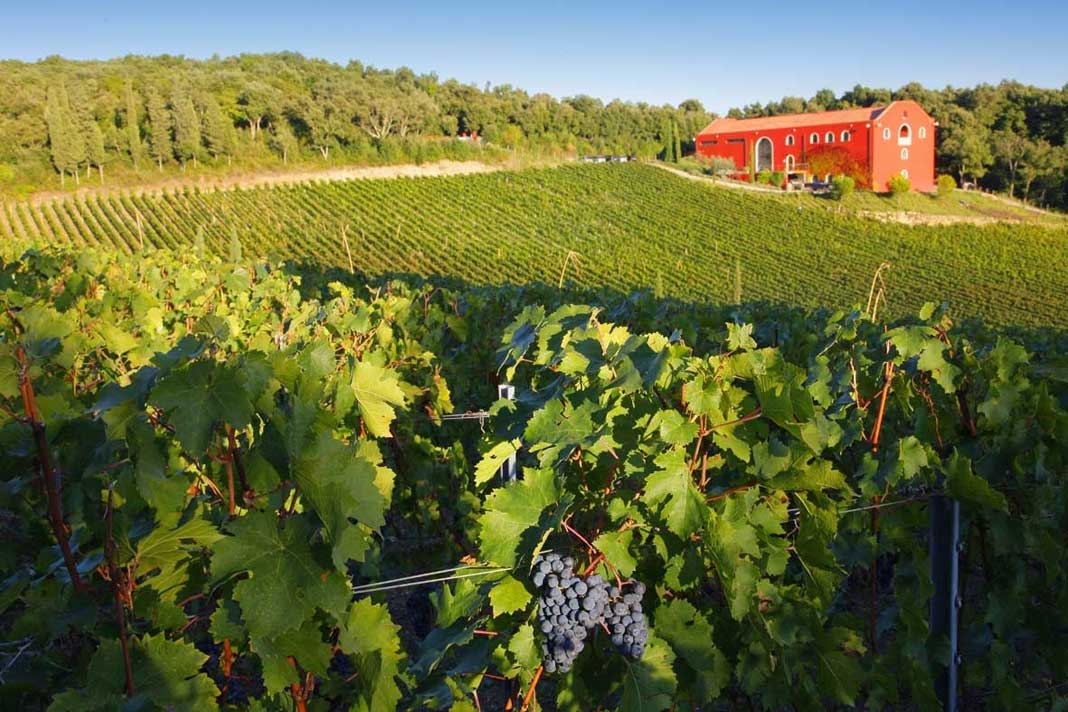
[729, 82, 1068, 208]
[0, 53, 710, 189]
[0, 53, 1064, 208]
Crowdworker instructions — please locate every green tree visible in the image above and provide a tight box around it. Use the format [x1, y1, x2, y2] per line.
[124, 83, 143, 166]
[146, 88, 172, 171]
[991, 129, 1029, 197]
[672, 120, 682, 163]
[200, 94, 236, 164]
[237, 82, 279, 140]
[1018, 139, 1054, 201]
[940, 107, 993, 186]
[172, 87, 202, 168]
[268, 121, 300, 164]
[87, 123, 106, 183]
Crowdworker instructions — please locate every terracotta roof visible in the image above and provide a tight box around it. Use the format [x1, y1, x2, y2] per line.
[698, 106, 887, 135]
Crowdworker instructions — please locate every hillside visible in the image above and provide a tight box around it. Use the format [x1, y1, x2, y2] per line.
[2, 162, 1066, 327]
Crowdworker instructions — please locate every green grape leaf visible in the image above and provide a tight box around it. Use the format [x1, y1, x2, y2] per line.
[620, 634, 677, 712]
[210, 599, 245, 642]
[293, 432, 386, 568]
[211, 512, 351, 640]
[945, 451, 1007, 511]
[135, 516, 222, 602]
[336, 597, 406, 712]
[49, 634, 218, 712]
[489, 574, 532, 617]
[252, 621, 332, 696]
[593, 528, 638, 577]
[642, 449, 707, 538]
[508, 623, 541, 672]
[726, 322, 757, 351]
[655, 410, 699, 446]
[150, 360, 254, 453]
[478, 468, 572, 567]
[349, 361, 406, 437]
[475, 439, 520, 486]
[655, 598, 729, 701]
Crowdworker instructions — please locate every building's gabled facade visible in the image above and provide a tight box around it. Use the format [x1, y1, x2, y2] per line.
[694, 100, 937, 192]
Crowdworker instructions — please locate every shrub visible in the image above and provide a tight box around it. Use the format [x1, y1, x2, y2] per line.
[768, 171, 785, 187]
[829, 175, 855, 201]
[888, 174, 911, 195]
[937, 174, 956, 197]
[755, 170, 772, 185]
[709, 155, 734, 177]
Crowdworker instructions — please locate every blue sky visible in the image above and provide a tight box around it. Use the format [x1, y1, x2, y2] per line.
[5, 1, 1066, 112]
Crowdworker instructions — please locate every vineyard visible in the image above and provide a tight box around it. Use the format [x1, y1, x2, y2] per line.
[2, 163, 1067, 328]
[1, 241, 1066, 710]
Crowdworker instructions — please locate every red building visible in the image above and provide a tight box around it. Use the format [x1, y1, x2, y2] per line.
[694, 100, 937, 192]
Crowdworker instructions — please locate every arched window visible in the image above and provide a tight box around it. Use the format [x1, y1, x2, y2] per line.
[810, 132, 819, 144]
[785, 134, 795, 146]
[898, 124, 912, 145]
[840, 130, 851, 142]
[918, 126, 927, 139]
[825, 131, 835, 143]
[901, 168, 909, 179]
[882, 127, 891, 140]
[755, 137, 773, 173]
[900, 147, 909, 160]
[784, 155, 795, 171]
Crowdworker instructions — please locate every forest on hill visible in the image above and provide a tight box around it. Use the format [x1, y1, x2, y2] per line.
[0, 53, 1066, 209]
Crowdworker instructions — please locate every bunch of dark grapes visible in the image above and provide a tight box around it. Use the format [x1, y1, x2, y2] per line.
[533, 553, 611, 673]
[604, 580, 648, 660]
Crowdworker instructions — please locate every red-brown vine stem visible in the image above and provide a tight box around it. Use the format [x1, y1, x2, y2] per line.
[15, 346, 88, 593]
[105, 486, 135, 697]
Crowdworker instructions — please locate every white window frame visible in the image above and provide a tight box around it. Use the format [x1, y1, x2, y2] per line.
[825, 131, 835, 143]
[918, 126, 927, 139]
[840, 130, 850, 142]
[900, 147, 909, 160]
[784, 155, 795, 171]
[898, 124, 912, 146]
[785, 134, 795, 146]
[901, 168, 909, 179]
[810, 132, 819, 144]
[882, 127, 891, 140]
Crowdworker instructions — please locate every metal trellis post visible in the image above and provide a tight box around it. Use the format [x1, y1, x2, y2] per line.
[498, 384, 517, 483]
[929, 494, 961, 712]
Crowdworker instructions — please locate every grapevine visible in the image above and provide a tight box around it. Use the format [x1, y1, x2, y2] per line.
[0, 242, 1065, 710]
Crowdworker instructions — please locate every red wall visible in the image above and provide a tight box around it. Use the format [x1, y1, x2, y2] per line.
[869, 100, 936, 192]
[696, 121, 873, 180]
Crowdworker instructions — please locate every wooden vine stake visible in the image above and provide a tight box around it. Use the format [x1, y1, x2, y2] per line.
[341, 224, 354, 273]
[14, 346, 87, 593]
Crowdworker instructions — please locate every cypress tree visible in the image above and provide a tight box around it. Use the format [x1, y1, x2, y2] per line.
[44, 87, 69, 186]
[672, 120, 682, 163]
[146, 88, 172, 171]
[201, 94, 235, 163]
[172, 86, 201, 168]
[124, 83, 143, 166]
[45, 85, 85, 185]
[59, 86, 86, 183]
[87, 123, 106, 183]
